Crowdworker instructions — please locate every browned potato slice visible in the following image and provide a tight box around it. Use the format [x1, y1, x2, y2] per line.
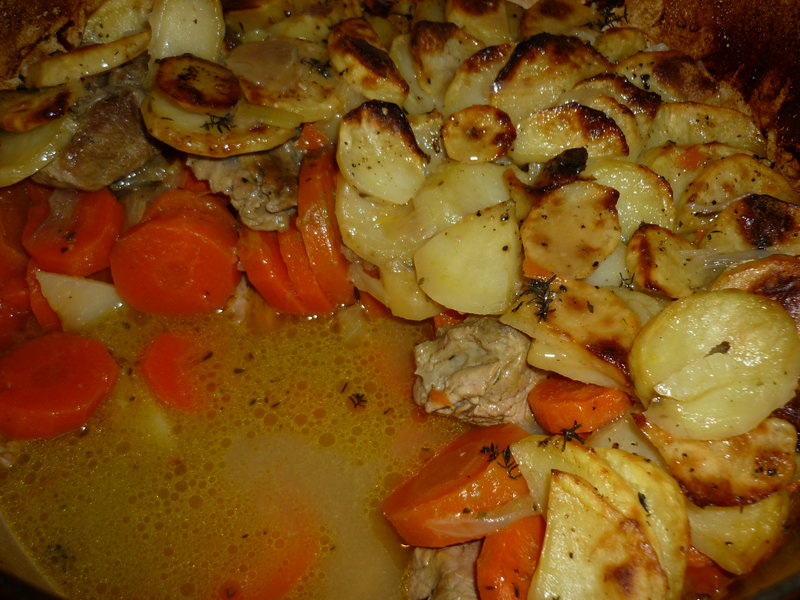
[709, 254, 800, 333]
[644, 102, 767, 156]
[616, 50, 719, 103]
[441, 104, 516, 162]
[531, 470, 667, 600]
[445, 0, 514, 45]
[698, 194, 800, 255]
[491, 33, 610, 124]
[677, 154, 800, 233]
[0, 84, 83, 133]
[155, 54, 241, 114]
[510, 102, 629, 163]
[442, 43, 514, 116]
[519, 0, 600, 42]
[337, 100, 428, 205]
[226, 37, 345, 122]
[328, 18, 409, 105]
[571, 74, 662, 128]
[626, 224, 707, 298]
[635, 414, 797, 507]
[517, 179, 621, 279]
[594, 27, 652, 63]
[501, 276, 640, 390]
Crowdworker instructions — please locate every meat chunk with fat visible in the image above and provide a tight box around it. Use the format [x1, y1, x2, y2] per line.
[413, 316, 540, 427]
[408, 541, 480, 600]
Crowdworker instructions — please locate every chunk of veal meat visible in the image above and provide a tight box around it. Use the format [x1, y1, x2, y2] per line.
[413, 316, 541, 427]
[187, 150, 299, 231]
[408, 541, 480, 600]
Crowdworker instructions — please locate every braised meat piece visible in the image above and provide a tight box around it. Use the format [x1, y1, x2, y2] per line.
[408, 541, 480, 600]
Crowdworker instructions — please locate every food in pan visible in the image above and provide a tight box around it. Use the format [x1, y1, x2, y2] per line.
[0, 0, 798, 599]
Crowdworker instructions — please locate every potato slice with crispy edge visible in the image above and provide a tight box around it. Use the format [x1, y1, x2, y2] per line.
[631, 289, 800, 439]
[0, 83, 83, 133]
[445, 0, 514, 46]
[490, 33, 610, 125]
[0, 116, 79, 187]
[501, 276, 640, 390]
[517, 179, 621, 280]
[519, 0, 601, 42]
[571, 73, 662, 130]
[616, 50, 719, 104]
[337, 100, 428, 205]
[441, 104, 516, 162]
[82, 0, 153, 44]
[389, 32, 437, 115]
[594, 26, 653, 63]
[634, 413, 797, 507]
[154, 54, 242, 114]
[443, 43, 514, 117]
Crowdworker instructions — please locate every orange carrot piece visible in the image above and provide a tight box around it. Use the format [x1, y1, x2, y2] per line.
[432, 308, 466, 332]
[0, 274, 31, 351]
[296, 149, 355, 306]
[476, 515, 546, 600]
[522, 257, 556, 280]
[277, 219, 336, 314]
[0, 331, 118, 439]
[139, 331, 213, 412]
[110, 210, 241, 316]
[527, 374, 631, 434]
[22, 187, 124, 277]
[684, 546, 732, 599]
[0, 182, 31, 280]
[296, 123, 330, 151]
[238, 226, 309, 315]
[25, 259, 61, 332]
[141, 188, 236, 230]
[381, 423, 531, 547]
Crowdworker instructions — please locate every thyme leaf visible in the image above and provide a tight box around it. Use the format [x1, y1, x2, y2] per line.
[348, 392, 367, 408]
[560, 421, 585, 449]
[201, 113, 233, 133]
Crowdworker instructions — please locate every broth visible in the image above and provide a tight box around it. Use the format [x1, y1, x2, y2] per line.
[0, 302, 465, 599]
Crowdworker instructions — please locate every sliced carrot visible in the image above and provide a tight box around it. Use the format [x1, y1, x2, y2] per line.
[0, 182, 31, 280]
[684, 546, 732, 599]
[522, 257, 556, 280]
[381, 423, 531, 547]
[238, 226, 309, 315]
[0, 275, 31, 351]
[110, 210, 241, 316]
[675, 145, 709, 172]
[432, 308, 466, 332]
[177, 164, 212, 193]
[356, 289, 391, 321]
[26, 259, 61, 332]
[22, 187, 124, 277]
[141, 188, 236, 230]
[277, 219, 336, 314]
[139, 331, 214, 412]
[527, 374, 631, 434]
[0, 331, 118, 439]
[476, 514, 546, 600]
[296, 123, 330, 151]
[296, 148, 355, 307]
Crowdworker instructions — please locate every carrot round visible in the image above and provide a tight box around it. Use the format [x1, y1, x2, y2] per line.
[381, 423, 530, 548]
[0, 274, 31, 350]
[476, 514, 545, 600]
[0, 182, 31, 280]
[277, 219, 336, 314]
[296, 123, 330, 151]
[141, 188, 236, 231]
[22, 187, 124, 277]
[296, 149, 355, 307]
[26, 259, 61, 332]
[139, 331, 212, 412]
[238, 226, 309, 315]
[110, 211, 240, 316]
[0, 332, 118, 439]
[527, 374, 631, 434]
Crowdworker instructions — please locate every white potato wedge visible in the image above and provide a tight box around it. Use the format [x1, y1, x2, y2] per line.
[643, 102, 767, 156]
[414, 201, 522, 315]
[531, 470, 667, 600]
[445, 0, 513, 45]
[0, 116, 78, 187]
[501, 276, 640, 390]
[518, 179, 621, 280]
[25, 30, 151, 88]
[491, 33, 610, 125]
[36, 271, 124, 331]
[140, 90, 298, 157]
[379, 262, 442, 321]
[442, 104, 516, 162]
[148, 0, 224, 62]
[337, 100, 428, 205]
[634, 414, 797, 506]
[510, 102, 629, 163]
[686, 489, 791, 575]
[0, 84, 84, 133]
[442, 43, 514, 117]
[631, 289, 800, 439]
[583, 157, 676, 241]
[407, 109, 448, 171]
[616, 50, 719, 104]
[587, 413, 664, 467]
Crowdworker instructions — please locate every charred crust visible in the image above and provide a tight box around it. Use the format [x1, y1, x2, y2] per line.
[342, 100, 427, 159]
[734, 194, 798, 249]
[410, 20, 466, 57]
[496, 33, 601, 83]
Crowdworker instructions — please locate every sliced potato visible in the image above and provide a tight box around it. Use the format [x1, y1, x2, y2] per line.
[36, 272, 124, 331]
[631, 289, 800, 439]
[519, 0, 600, 41]
[442, 43, 514, 116]
[583, 157, 676, 241]
[0, 116, 79, 187]
[571, 73, 662, 128]
[594, 27, 652, 63]
[643, 102, 767, 156]
[501, 276, 640, 390]
[490, 33, 610, 125]
[518, 179, 621, 280]
[531, 470, 667, 600]
[140, 90, 298, 157]
[687, 489, 790, 575]
[616, 50, 718, 104]
[155, 54, 242, 113]
[0, 85, 82, 134]
[445, 0, 513, 45]
[587, 414, 664, 467]
[635, 414, 797, 506]
[379, 261, 441, 321]
[441, 104, 516, 162]
[414, 201, 522, 315]
[510, 102, 629, 164]
[83, 0, 153, 44]
[389, 33, 437, 115]
[148, 0, 224, 62]
[337, 100, 428, 205]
